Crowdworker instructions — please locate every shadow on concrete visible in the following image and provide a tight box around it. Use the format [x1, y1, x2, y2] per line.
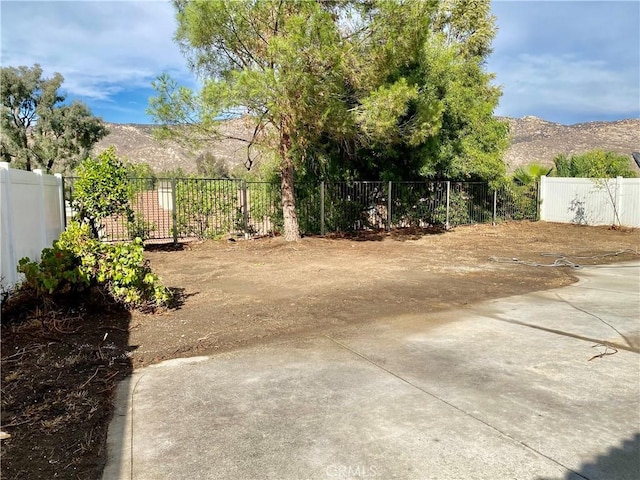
[538, 432, 640, 480]
[101, 374, 134, 480]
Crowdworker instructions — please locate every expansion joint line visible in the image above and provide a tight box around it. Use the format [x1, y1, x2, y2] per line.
[130, 373, 147, 480]
[324, 335, 591, 480]
[555, 293, 633, 349]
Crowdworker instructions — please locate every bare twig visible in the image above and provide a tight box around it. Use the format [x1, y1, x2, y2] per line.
[50, 318, 81, 334]
[588, 343, 618, 361]
[101, 371, 120, 385]
[79, 367, 103, 389]
[1, 418, 32, 428]
[98, 326, 129, 333]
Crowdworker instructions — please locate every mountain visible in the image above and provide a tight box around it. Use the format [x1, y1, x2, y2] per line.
[500, 116, 639, 171]
[95, 116, 640, 175]
[94, 118, 254, 174]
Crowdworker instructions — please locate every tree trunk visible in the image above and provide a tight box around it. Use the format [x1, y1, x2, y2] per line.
[20, 131, 32, 171]
[24, 149, 32, 172]
[279, 128, 300, 241]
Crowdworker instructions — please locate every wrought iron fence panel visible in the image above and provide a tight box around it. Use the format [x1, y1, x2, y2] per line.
[245, 181, 281, 236]
[64, 176, 172, 242]
[173, 178, 244, 239]
[295, 183, 322, 235]
[324, 181, 387, 232]
[391, 182, 448, 227]
[496, 184, 538, 222]
[103, 177, 165, 241]
[448, 182, 493, 226]
[64, 177, 539, 242]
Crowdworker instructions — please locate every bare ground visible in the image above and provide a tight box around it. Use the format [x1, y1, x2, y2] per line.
[130, 221, 640, 367]
[2, 221, 639, 479]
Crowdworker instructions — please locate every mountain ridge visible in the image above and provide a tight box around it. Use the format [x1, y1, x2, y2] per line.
[94, 116, 640, 175]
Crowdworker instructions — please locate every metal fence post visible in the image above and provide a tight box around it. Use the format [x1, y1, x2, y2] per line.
[320, 181, 325, 235]
[57, 174, 67, 229]
[242, 180, 249, 237]
[171, 178, 178, 244]
[445, 181, 451, 230]
[492, 189, 497, 226]
[387, 181, 392, 230]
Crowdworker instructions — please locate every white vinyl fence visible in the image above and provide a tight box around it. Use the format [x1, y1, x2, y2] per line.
[1, 163, 66, 290]
[539, 176, 640, 228]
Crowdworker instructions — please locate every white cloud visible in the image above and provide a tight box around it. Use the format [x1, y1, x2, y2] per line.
[495, 53, 639, 118]
[3, 0, 638, 124]
[489, 0, 640, 122]
[0, 1, 196, 100]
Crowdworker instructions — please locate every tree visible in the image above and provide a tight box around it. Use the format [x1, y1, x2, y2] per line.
[196, 151, 230, 178]
[326, 0, 508, 184]
[0, 64, 108, 173]
[150, 0, 350, 240]
[512, 163, 553, 186]
[553, 150, 637, 178]
[149, 0, 506, 240]
[72, 147, 134, 238]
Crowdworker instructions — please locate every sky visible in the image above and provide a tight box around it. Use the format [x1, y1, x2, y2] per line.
[1, 0, 639, 126]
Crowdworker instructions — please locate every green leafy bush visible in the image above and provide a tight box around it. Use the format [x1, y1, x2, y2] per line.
[553, 150, 637, 178]
[18, 222, 171, 309]
[433, 189, 472, 226]
[72, 147, 134, 238]
[497, 185, 538, 221]
[17, 247, 88, 296]
[390, 183, 442, 228]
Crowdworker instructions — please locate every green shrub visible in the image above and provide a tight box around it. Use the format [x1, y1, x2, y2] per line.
[498, 185, 538, 221]
[18, 222, 171, 309]
[72, 147, 134, 238]
[553, 150, 637, 178]
[433, 189, 472, 226]
[94, 239, 171, 307]
[17, 247, 88, 296]
[390, 183, 442, 227]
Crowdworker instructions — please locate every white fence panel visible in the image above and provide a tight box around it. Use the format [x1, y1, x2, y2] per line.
[1, 163, 65, 290]
[618, 178, 640, 227]
[540, 176, 640, 227]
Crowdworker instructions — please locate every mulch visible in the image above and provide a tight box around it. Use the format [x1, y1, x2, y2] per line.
[1, 296, 133, 480]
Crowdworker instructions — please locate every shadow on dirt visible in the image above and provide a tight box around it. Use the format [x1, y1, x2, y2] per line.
[143, 242, 190, 252]
[167, 287, 198, 310]
[1, 296, 133, 480]
[324, 226, 447, 242]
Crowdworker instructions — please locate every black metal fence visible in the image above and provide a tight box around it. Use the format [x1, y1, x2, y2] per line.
[63, 178, 539, 242]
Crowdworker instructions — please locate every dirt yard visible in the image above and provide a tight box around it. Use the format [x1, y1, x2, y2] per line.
[2, 221, 639, 479]
[131, 221, 640, 367]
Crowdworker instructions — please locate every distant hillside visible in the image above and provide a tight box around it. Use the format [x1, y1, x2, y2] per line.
[500, 116, 639, 171]
[94, 118, 255, 174]
[95, 116, 640, 175]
